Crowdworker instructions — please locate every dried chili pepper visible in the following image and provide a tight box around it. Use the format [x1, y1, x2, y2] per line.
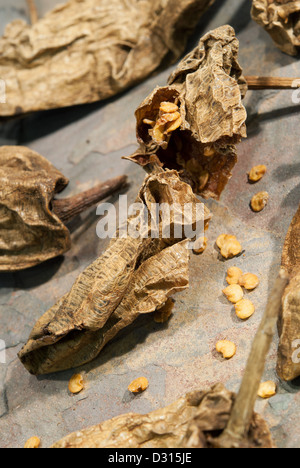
[277, 204, 300, 381]
[0, 146, 127, 271]
[0, 0, 215, 117]
[19, 25, 246, 375]
[252, 0, 300, 56]
[51, 383, 274, 448]
[126, 25, 248, 200]
[19, 170, 211, 375]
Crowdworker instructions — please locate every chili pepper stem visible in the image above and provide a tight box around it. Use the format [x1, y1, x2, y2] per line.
[212, 269, 289, 448]
[26, 0, 39, 24]
[52, 175, 128, 224]
[245, 76, 300, 90]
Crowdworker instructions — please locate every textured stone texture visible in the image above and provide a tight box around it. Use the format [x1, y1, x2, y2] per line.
[0, 0, 299, 449]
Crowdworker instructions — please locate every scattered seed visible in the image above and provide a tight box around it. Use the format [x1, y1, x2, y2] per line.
[216, 340, 236, 359]
[128, 377, 149, 393]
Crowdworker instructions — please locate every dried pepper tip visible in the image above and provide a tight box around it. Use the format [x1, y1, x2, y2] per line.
[128, 377, 149, 393]
[154, 298, 174, 323]
[24, 436, 41, 448]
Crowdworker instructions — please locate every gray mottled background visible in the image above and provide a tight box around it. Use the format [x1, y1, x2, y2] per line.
[0, 0, 299, 448]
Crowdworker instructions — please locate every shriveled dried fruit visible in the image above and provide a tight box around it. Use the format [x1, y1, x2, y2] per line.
[24, 437, 41, 449]
[216, 340, 236, 359]
[251, 0, 300, 56]
[257, 381, 277, 399]
[0, 146, 127, 271]
[251, 192, 269, 212]
[68, 374, 84, 394]
[223, 284, 244, 304]
[51, 384, 274, 448]
[193, 237, 208, 254]
[154, 299, 174, 323]
[128, 377, 149, 393]
[0, 0, 217, 116]
[248, 165, 267, 182]
[0, 146, 70, 271]
[19, 171, 211, 375]
[239, 273, 260, 290]
[216, 235, 242, 259]
[127, 25, 247, 200]
[235, 299, 255, 320]
[277, 204, 300, 381]
[226, 267, 243, 285]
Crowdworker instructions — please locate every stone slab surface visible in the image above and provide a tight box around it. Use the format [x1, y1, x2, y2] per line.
[0, 0, 299, 448]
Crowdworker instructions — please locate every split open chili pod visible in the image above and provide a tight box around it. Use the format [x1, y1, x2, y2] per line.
[126, 25, 248, 200]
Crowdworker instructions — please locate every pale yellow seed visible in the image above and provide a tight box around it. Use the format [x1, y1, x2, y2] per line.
[24, 436, 41, 449]
[216, 234, 236, 249]
[143, 118, 155, 126]
[193, 236, 208, 254]
[216, 340, 236, 359]
[165, 116, 182, 133]
[152, 123, 166, 143]
[226, 267, 243, 285]
[251, 192, 269, 212]
[223, 284, 244, 304]
[158, 111, 181, 125]
[160, 102, 179, 113]
[128, 377, 149, 393]
[154, 299, 174, 323]
[258, 381, 277, 399]
[248, 165, 267, 182]
[235, 299, 255, 320]
[239, 273, 260, 290]
[203, 145, 215, 157]
[68, 374, 84, 394]
[216, 234, 242, 259]
[198, 170, 209, 191]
